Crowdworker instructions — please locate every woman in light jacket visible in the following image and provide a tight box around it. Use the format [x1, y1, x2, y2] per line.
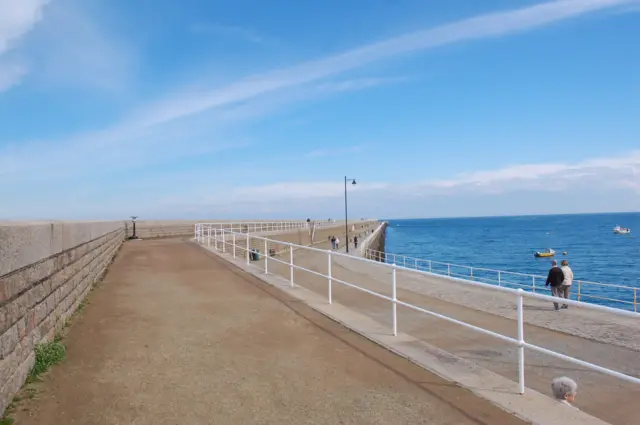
[560, 260, 574, 309]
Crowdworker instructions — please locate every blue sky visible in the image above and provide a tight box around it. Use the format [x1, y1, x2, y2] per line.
[0, 0, 639, 220]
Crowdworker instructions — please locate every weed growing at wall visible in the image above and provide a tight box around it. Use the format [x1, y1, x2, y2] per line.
[28, 334, 66, 381]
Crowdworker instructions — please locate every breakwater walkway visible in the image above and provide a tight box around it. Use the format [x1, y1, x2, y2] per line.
[11, 238, 525, 425]
[214, 233, 639, 425]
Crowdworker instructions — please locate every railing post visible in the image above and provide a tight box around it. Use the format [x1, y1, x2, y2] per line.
[264, 239, 268, 275]
[498, 271, 502, 286]
[578, 281, 581, 302]
[233, 233, 236, 258]
[222, 230, 226, 253]
[247, 235, 251, 265]
[289, 244, 294, 287]
[207, 226, 211, 248]
[634, 288, 637, 313]
[470, 267, 474, 280]
[447, 263, 451, 276]
[392, 264, 398, 336]
[429, 260, 432, 273]
[403, 256, 406, 268]
[516, 289, 525, 395]
[414, 258, 418, 270]
[532, 276, 535, 293]
[213, 229, 218, 250]
[328, 251, 332, 304]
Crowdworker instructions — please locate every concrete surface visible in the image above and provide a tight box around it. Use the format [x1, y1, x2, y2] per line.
[208, 237, 640, 425]
[12, 239, 528, 425]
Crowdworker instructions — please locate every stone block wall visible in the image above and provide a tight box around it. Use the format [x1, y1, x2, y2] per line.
[0, 222, 125, 413]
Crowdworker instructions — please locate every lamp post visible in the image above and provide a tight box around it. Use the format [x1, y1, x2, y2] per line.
[344, 177, 356, 253]
[129, 216, 139, 240]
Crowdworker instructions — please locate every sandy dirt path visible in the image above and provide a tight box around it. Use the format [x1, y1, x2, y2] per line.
[13, 238, 526, 425]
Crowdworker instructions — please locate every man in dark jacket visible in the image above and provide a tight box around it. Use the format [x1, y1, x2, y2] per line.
[545, 260, 565, 311]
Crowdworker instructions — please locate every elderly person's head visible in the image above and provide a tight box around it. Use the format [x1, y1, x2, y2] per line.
[551, 260, 558, 267]
[551, 376, 577, 404]
[561, 260, 569, 266]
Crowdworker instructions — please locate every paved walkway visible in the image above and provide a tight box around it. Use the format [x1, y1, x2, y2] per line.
[14, 239, 526, 425]
[256, 245, 639, 425]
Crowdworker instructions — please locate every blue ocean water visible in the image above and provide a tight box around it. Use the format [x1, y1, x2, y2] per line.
[384, 213, 640, 310]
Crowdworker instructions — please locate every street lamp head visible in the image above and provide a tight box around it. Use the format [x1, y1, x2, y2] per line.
[351, 179, 357, 185]
[130, 216, 138, 222]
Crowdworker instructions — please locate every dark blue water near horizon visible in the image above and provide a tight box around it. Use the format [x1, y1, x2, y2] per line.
[384, 213, 640, 308]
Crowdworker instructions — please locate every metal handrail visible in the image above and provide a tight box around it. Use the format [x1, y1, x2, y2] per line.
[195, 224, 640, 396]
[365, 248, 638, 312]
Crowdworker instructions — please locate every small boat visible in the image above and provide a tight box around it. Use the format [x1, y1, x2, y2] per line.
[613, 225, 631, 235]
[534, 248, 555, 258]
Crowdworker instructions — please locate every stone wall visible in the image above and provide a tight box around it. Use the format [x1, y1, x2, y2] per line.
[0, 222, 125, 413]
[361, 221, 387, 259]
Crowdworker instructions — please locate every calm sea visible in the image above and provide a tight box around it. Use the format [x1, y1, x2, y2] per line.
[384, 213, 640, 309]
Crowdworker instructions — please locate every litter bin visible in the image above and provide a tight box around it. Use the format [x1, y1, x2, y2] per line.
[253, 249, 260, 261]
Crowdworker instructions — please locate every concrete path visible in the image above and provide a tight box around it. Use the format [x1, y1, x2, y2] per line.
[255, 245, 639, 425]
[13, 239, 526, 425]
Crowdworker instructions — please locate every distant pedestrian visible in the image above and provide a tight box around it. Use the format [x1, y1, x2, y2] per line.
[331, 236, 336, 250]
[559, 260, 573, 309]
[354, 235, 359, 249]
[551, 376, 578, 408]
[545, 260, 565, 311]
[335, 237, 340, 250]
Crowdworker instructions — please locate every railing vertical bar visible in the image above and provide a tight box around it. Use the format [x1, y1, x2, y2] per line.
[246, 235, 250, 265]
[517, 289, 525, 395]
[328, 250, 333, 304]
[392, 264, 398, 337]
[233, 233, 236, 258]
[289, 244, 294, 287]
[264, 239, 268, 275]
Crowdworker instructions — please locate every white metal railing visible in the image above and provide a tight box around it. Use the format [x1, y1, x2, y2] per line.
[365, 248, 638, 313]
[194, 220, 338, 241]
[195, 224, 640, 395]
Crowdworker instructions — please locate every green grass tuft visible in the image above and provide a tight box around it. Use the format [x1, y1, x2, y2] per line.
[29, 339, 66, 379]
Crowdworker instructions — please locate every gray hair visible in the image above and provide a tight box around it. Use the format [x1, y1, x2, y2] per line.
[551, 260, 558, 266]
[551, 377, 577, 400]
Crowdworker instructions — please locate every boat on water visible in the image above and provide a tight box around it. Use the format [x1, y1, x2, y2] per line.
[534, 248, 555, 258]
[613, 225, 631, 235]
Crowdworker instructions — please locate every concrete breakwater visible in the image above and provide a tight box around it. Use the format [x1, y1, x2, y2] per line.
[0, 222, 126, 412]
[362, 221, 387, 258]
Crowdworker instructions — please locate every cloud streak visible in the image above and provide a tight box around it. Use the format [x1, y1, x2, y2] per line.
[138, 0, 634, 129]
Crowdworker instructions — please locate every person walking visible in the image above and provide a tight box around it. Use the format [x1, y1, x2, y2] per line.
[354, 235, 359, 249]
[545, 260, 565, 311]
[330, 236, 336, 250]
[335, 237, 340, 250]
[560, 260, 574, 309]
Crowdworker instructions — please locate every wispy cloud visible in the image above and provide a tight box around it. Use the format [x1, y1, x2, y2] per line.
[29, 1, 136, 92]
[0, 0, 50, 55]
[3, 151, 638, 219]
[0, 0, 50, 92]
[0, 0, 635, 188]
[137, 0, 635, 129]
[314, 76, 409, 94]
[190, 23, 269, 44]
[0, 60, 28, 91]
